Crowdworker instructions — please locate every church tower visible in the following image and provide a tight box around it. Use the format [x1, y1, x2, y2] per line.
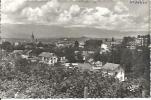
[0, 36, 2, 44]
[0, 35, 2, 60]
[31, 32, 35, 42]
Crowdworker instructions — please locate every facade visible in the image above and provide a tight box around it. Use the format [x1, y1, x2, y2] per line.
[39, 52, 58, 65]
[136, 35, 150, 47]
[79, 41, 85, 48]
[100, 43, 109, 54]
[11, 50, 24, 58]
[59, 56, 67, 63]
[14, 42, 21, 46]
[126, 41, 136, 50]
[102, 63, 125, 82]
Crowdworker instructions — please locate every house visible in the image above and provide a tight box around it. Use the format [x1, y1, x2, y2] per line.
[79, 41, 85, 48]
[21, 54, 28, 59]
[64, 63, 78, 68]
[59, 56, 67, 63]
[91, 61, 103, 70]
[102, 63, 125, 82]
[26, 50, 33, 57]
[82, 50, 95, 62]
[11, 50, 24, 58]
[87, 58, 94, 64]
[14, 42, 21, 46]
[56, 43, 64, 47]
[110, 41, 121, 47]
[95, 61, 103, 67]
[39, 52, 58, 65]
[100, 43, 109, 54]
[77, 63, 92, 72]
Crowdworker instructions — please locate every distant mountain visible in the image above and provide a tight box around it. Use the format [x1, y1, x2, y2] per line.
[1, 23, 149, 39]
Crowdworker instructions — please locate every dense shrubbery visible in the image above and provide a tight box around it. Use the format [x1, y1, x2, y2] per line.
[0, 58, 148, 98]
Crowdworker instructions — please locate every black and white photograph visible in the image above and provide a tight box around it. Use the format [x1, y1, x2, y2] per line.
[0, 0, 150, 98]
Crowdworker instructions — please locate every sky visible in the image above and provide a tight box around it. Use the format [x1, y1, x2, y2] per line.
[1, 0, 150, 38]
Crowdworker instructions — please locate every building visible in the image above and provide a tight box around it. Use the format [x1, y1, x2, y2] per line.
[59, 56, 67, 63]
[14, 42, 21, 46]
[100, 43, 109, 54]
[39, 52, 58, 65]
[92, 61, 103, 70]
[11, 50, 24, 58]
[126, 41, 136, 50]
[136, 35, 150, 47]
[79, 41, 85, 48]
[110, 41, 121, 48]
[102, 63, 125, 82]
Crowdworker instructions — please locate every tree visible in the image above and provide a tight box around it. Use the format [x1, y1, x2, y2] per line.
[93, 50, 101, 61]
[109, 44, 122, 64]
[74, 41, 79, 50]
[84, 40, 102, 50]
[37, 41, 44, 47]
[111, 37, 114, 42]
[75, 52, 84, 63]
[1, 41, 13, 52]
[120, 48, 133, 74]
[64, 46, 76, 63]
[15, 58, 30, 74]
[32, 48, 44, 56]
[14, 44, 25, 50]
[122, 37, 135, 48]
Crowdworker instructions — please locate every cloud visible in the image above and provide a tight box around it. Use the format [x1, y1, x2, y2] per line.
[41, 0, 60, 14]
[57, 4, 80, 24]
[21, 0, 60, 23]
[1, 0, 148, 31]
[1, 14, 14, 24]
[77, 7, 112, 26]
[2, 0, 26, 13]
[21, 7, 43, 22]
[57, 10, 72, 23]
[57, 6, 112, 25]
[69, 5, 81, 16]
[114, 1, 129, 14]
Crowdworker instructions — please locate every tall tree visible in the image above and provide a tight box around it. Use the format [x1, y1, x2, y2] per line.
[74, 41, 79, 50]
[120, 48, 133, 74]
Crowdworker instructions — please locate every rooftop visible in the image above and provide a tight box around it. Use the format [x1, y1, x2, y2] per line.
[39, 52, 56, 58]
[102, 63, 120, 71]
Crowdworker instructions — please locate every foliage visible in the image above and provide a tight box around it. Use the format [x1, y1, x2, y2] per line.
[74, 41, 79, 50]
[64, 46, 76, 63]
[1, 41, 13, 52]
[84, 40, 102, 50]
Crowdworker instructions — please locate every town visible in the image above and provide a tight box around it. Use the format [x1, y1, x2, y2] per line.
[0, 33, 150, 98]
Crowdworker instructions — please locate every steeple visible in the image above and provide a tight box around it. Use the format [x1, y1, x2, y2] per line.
[0, 35, 2, 60]
[0, 36, 2, 44]
[31, 32, 35, 42]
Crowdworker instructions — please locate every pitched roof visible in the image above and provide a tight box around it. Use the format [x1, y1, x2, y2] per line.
[13, 50, 23, 54]
[102, 63, 120, 71]
[39, 52, 56, 58]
